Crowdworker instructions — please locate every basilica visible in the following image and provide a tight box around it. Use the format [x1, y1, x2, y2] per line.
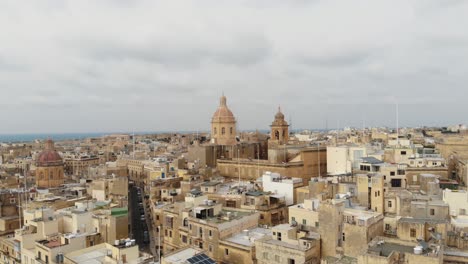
[187, 95, 326, 182]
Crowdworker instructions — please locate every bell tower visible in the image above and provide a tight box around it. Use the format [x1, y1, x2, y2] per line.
[270, 106, 289, 145]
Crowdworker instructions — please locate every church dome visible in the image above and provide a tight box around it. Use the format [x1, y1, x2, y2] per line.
[211, 95, 236, 123]
[275, 109, 285, 120]
[272, 106, 288, 126]
[36, 139, 63, 167]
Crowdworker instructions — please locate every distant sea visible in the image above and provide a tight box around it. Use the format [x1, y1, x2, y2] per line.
[0, 129, 321, 143]
[0, 133, 117, 143]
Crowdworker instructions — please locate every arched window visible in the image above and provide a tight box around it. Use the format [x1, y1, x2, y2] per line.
[230, 127, 233, 135]
[222, 127, 225, 135]
[275, 130, 280, 140]
[183, 218, 188, 227]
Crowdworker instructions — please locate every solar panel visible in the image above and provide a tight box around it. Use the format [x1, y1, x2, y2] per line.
[186, 253, 215, 264]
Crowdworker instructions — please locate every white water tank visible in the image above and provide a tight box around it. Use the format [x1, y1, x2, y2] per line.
[414, 246, 423, 255]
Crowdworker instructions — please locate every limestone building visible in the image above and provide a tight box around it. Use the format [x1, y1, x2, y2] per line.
[211, 95, 237, 146]
[35, 139, 64, 188]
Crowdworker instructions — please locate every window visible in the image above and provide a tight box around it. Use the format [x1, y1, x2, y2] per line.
[302, 219, 307, 225]
[390, 171, 395, 176]
[205, 188, 208, 191]
[222, 127, 225, 135]
[214, 128, 217, 135]
[9, 198, 15, 204]
[287, 258, 295, 264]
[315, 222, 319, 227]
[385, 224, 390, 230]
[260, 214, 264, 220]
[209, 245, 213, 252]
[209, 230, 212, 237]
[401, 151, 407, 155]
[165, 229, 168, 236]
[391, 179, 402, 187]
[225, 248, 229, 256]
[182, 235, 187, 243]
[169, 231, 172, 237]
[397, 169, 405, 175]
[275, 255, 280, 262]
[277, 232, 282, 241]
[430, 209, 435, 216]
[460, 209, 466, 215]
[388, 201, 392, 208]
[230, 127, 233, 135]
[291, 217, 295, 222]
[262, 252, 268, 260]
[342, 232, 345, 241]
[410, 228, 416, 238]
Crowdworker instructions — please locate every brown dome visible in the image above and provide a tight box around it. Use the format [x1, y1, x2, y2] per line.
[211, 95, 236, 123]
[272, 106, 288, 126]
[36, 139, 63, 167]
[275, 108, 285, 120]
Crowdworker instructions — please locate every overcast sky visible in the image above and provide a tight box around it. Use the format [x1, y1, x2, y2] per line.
[0, 0, 467, 134]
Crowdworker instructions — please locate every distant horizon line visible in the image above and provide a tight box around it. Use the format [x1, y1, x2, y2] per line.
[0, 125, 458, 136]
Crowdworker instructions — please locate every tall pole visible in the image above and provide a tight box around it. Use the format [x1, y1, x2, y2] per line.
[318, 143, 321, 178]
[238, 148, 241, 188]
[158, 225, 161, 262]
[257, 143, 260, 179]
[25, 166, 28, 207]
[396, 102, 399, 146]
[18, 189, 22, 229]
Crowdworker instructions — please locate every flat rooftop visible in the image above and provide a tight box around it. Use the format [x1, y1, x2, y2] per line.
[67, 246, 107, 264]
[164, 247, 203, 264]
[368, 242, 414, 257]
[192, 209, 255, 225]
[224, 228, 271, 247]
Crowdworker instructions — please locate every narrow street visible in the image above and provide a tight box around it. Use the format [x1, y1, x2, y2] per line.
[129, 185, 150, 252]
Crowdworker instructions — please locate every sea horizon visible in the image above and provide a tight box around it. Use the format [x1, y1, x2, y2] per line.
[0, 128, 334, 143]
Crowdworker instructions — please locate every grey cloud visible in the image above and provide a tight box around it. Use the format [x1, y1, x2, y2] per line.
[0, 0, 467, 133]
[83, 33, 271, 68]
[298, 51, 370, 68]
